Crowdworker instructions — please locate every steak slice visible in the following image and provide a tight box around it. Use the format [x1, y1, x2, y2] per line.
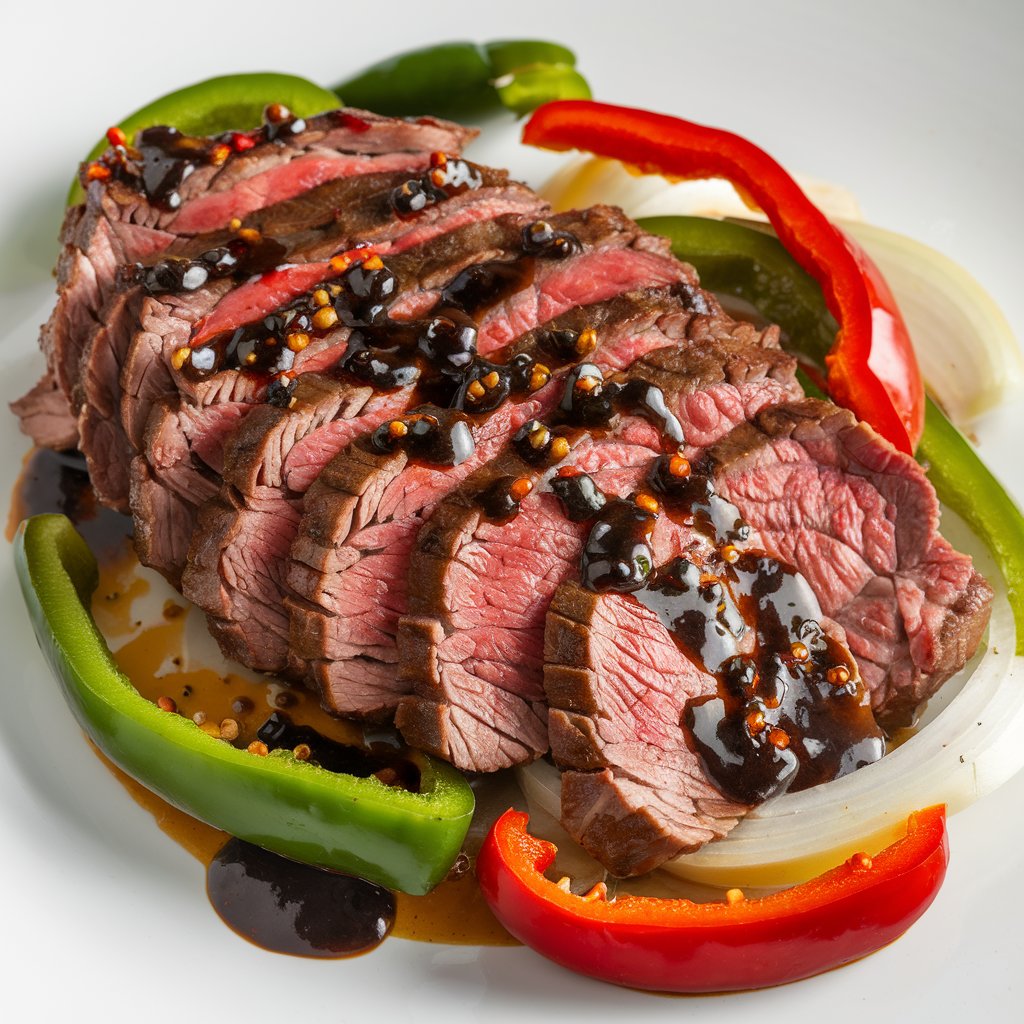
[545, 581, 750, 877]
[10, 373, 78, 450]
[396, 313, 798, 771]
[706, 397, 993, 727]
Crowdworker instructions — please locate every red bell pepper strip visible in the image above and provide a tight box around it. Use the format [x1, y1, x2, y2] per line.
[522, 100, 925, 454]
[477, 807, 948, 993]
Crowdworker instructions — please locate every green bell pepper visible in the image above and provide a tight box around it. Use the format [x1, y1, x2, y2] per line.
[14, 514, 475, 894]
[916, 398, 1024, 653]
[68, 72, 340, 206]
[332, 39, 591, 120]
[640, 215, 1024, 651]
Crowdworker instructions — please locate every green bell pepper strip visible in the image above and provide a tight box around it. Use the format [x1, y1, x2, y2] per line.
[14, 514, 475, 894]
[68, 72, 340, 206]
[332, 39, 590, 120]
[916, 398, 1024, 653]
[639, 215, 1024, 652]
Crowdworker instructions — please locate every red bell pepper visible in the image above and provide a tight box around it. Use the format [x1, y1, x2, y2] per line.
[477, 807, 948, 993]
[522, 100, 925, 454]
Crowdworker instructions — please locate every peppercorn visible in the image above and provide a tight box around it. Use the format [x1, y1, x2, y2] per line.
[635, 493, 660, 514]
[312, 306, 339, 331]
[669, 454, 691, 478]
[550, 437, 571, 462]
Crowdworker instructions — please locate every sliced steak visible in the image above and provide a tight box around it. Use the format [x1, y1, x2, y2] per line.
[88, 164, 530, 510]
[705, 397, 993, 727]
[182, 381, 408, 666]
[183, 207, 676, 674]
[285, 224, 708, 718]
[128, 188, 547, 579]
[21, 108, 472, 444]
[397, 429, 666, 772]
[396, 311, 799, 771]
[286, 291, 695, 721]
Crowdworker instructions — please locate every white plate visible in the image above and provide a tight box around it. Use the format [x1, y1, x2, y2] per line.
[1, 2, 1022, 1020]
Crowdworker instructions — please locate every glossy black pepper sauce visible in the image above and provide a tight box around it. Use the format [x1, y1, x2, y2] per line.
[571, 453, 884, 803]
[207, 839, 396, 958]
[257, 712, 421, 790]
[551, 472, 607, 522]
[368, 409, 476, 467]
[389, 156, 483, 216]
[476, 475, 529, 520]
[87, 104, 310, 210]
[128, 234, 288, 296]
[558, 363, 684, 445]
[581, 499, 657, 592]
[512, 419, 561, 465]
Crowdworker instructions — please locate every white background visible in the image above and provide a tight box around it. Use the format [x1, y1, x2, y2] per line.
[0, 1, 1021, 1020]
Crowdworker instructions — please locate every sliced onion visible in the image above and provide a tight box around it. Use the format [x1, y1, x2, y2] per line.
[838, 219, 1023, 424]
[519, 508, 1024, 888]
[539, 156, 1023, 425]
[539, 154, 862, 226]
